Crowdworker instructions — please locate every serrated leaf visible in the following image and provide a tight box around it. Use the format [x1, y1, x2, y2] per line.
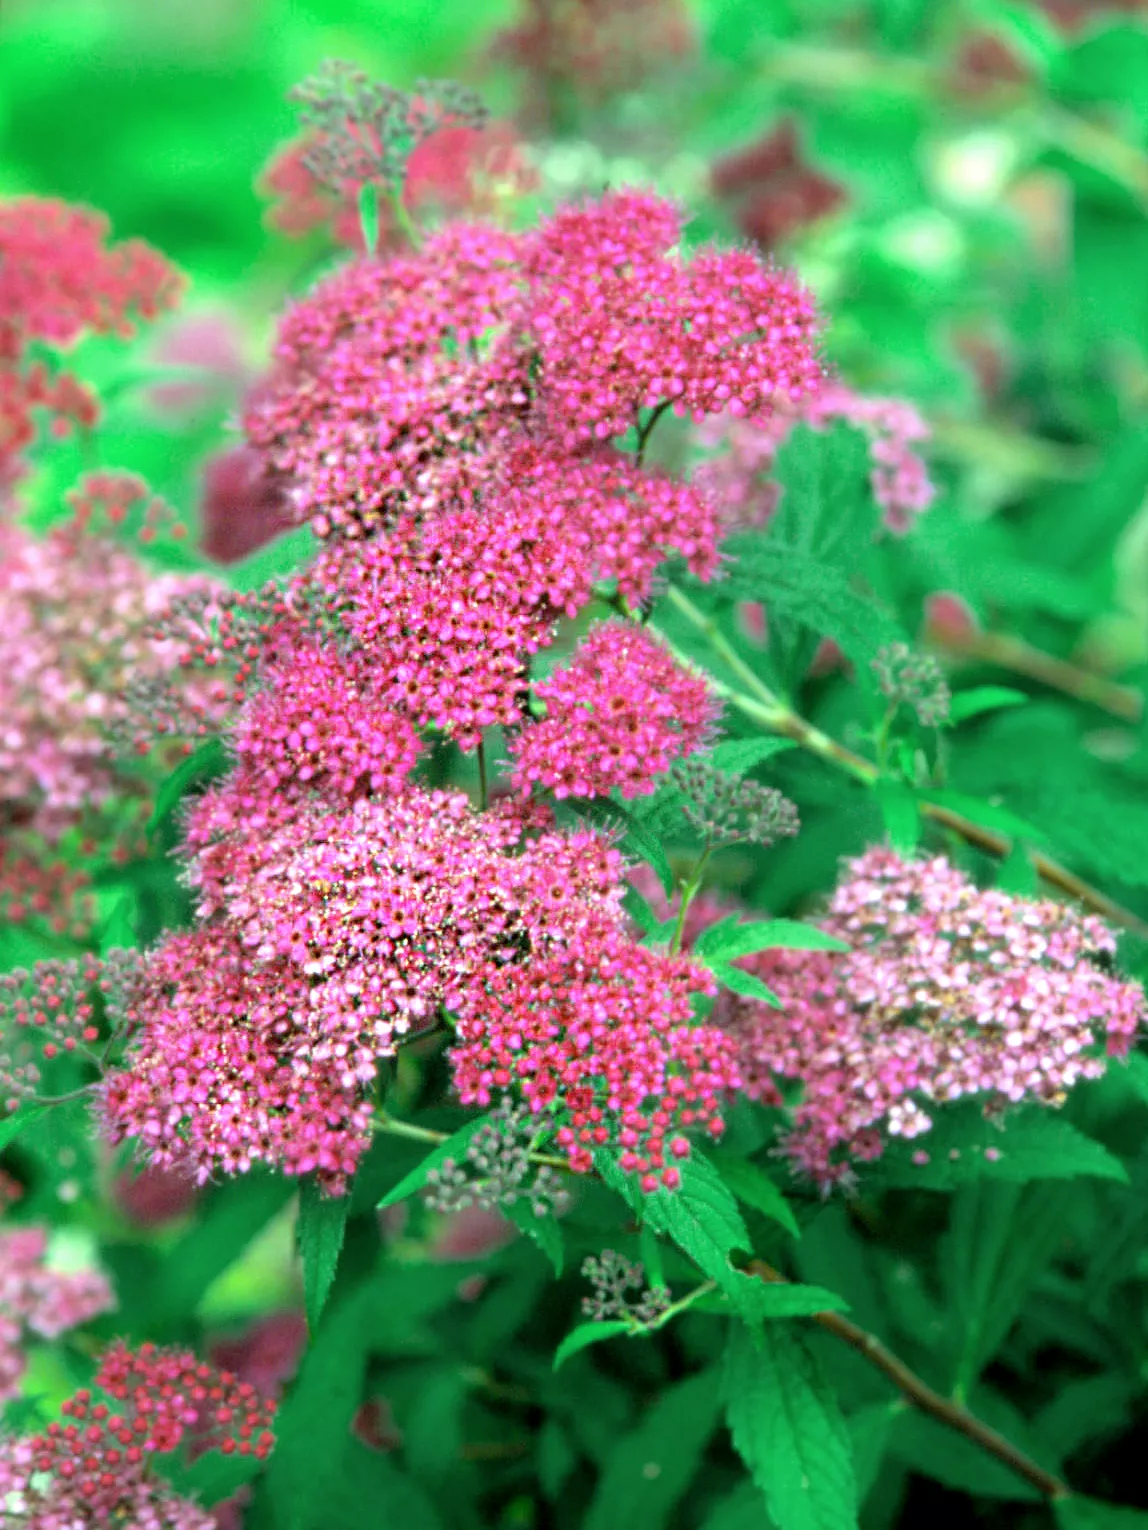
[729, 1280, 849, 1319]
[723, 1321, 859, 1530]
[696, 919, 848, 963]
[710, 535, 903, 675]
[298, 1179, 349, 1332]
[707, 738, 798, 775]
[873, 1104, 1128, 1190]
[585, 1368, 722, 1530]
[578, 799, 674, 896]
[505, 1198, 564, 1273]
[147, 738, 228, 835]
[377, 1115, 489, 1209]
[710, 1153, 801, 1239]
[949, 686, 1029, 724]
[711, 963, 782, 1005]
[553, 1320, 633, 1370]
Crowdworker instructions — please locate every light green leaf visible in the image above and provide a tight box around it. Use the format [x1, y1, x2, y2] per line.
[553, 1320, 633, 1371]
[710, 963, 782, 1005]
[298, 1179, 350, 1332]
[579, 799, 674, 896]
[723, 1321, 859, 1530]
[875, 778, 920, 852]
[0, 1105, 48, 1156]
[949, 686, 1029, 724]
[358, 181, 380, 254]
[696, 919, 848, 964]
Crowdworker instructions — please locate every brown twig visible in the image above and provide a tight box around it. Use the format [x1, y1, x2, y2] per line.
[748, 1260, 1070, 1501]
[932, 627, 1142, 724]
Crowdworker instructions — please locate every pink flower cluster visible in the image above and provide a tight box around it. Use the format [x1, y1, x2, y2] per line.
[0, 1341, 275, 1530]
[261, 120, 533, 254]
[247, 190, 821, 541]
[510, 621, 718, 799]
[698, 380, 935, 534]
[718, 849, 1145, 1186]
[0, 1226, 115, 1402]
[0, 198, 180, 487]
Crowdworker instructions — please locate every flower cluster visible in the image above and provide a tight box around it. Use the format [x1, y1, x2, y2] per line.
[718, 849, 1146, 1186]
[0, 1341, 275, 1529]
[0, 198, 180, 488]
[423, 1099, 571, 1218]
[581, 1250, 669, 1325]
[871, 641, 951, 726]
[671, 758, 801, 847]
[699, 380, 934, 534]
[511, 622, 717, 800]
[0, 1226, 115, 1402]
[247, 189, 821, 541]
[0, 483, 229, 843]
[0, 951, 142, 1110]
[711, 118, 847, 250]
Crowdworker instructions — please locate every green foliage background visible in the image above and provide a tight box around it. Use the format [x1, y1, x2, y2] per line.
[7, 2, 1148, 1529]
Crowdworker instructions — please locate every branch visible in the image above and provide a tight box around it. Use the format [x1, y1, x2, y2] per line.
[932, 626, 1142, 724]
[748, 1259, 1069, 1501]
[659, 586, 1148, 940]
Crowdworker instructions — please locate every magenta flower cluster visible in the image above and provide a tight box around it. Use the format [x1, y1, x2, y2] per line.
[719, 849, 1145, 1186]
[0, 1226, 114, 1403]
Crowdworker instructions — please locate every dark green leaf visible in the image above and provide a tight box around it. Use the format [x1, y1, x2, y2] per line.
[584, 1368, 722, 1530]
[1056, 1497, 1148, 1528]
[505, 1198, 564, 1273]
[723, 1321, 859, 1530]
[147, 737, 228, 835]
[710, 1152, 801, 1239]
[298, 1178, 349, 1332]
[875, 779, 920, 852]
[378, 1115, 489, 1209]
[554, 1320, 633, 1371]
[707, 738, 798, 775]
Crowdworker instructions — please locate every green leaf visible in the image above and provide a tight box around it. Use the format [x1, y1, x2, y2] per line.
[707, 738, 798, 775]
[584, 1368, 722, 1530]
[358, 181, 380, 254]
[578, 799, 674, 896]
[228, 524, 318, 591]
[505, 1198, 564, 1274]
[723, 1321, 859, 1530]
[553, 1320, 633, 1370]
[710, 963, 782, 1005]
[377, 1115, 489, 1209]
[729, 1281, 850, 1319]
[873, 1104, 1128, 1190]
[623, 884, 675, 944]
[298, 1179, 349, 1332]
[1056, 1498, 1148, 1528]
[696, 919, 848, 963]
[887, 1408, 1039, 1501]
[700, 1482, 781, 1530]
[710, 1153, 801, 1239]
[770, 421, 874, 567]
[948, 686, 1029, 724]
[630, 1152, 751, 1291]
[0, 1105, 48, 1155]
[99, 893, 139, 953]
[158, 1447, 265, 1509]
[147, 737, 228, 835]
[875, 778, 920, 852]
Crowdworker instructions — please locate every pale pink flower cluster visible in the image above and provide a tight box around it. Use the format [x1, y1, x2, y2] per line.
[0, 1226, 115, 1403]
[510, 622, 718, 799]
[719, 849, 1145, 1186]
[698, 380, 934, 534]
